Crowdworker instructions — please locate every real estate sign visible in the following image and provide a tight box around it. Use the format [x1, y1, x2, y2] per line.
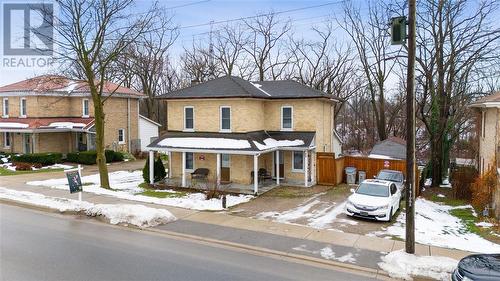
[66, 170, 82, 194]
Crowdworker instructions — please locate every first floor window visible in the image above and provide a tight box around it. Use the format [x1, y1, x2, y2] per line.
[2, 98, 8, 117]
[293, 151, 304, 171]
[118, 129, 125, 144]
[20, 98, 27, 117]
[185, 152, 194, 170]
[3, 132, 10, 148]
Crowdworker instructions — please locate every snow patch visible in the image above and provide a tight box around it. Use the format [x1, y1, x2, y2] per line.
[475, 222, 493, 228]
[437, 194, 446, 198]
[158, 137, 251, 149]
[293, 245, 357, 264]
[0, 187, 176, 227]
[378, 250, 458, 281]
[27, 170, 253, 211]
[0, 122, 29, 128]
[253, 138, 305, 150]
[47, 122, 87, 129]
[250, 82, 272, 96]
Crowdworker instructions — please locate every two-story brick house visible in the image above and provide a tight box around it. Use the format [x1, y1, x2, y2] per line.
[147, 76, 342, 194]
[0, 75, 142, 154]
[470, 93, 500, 218]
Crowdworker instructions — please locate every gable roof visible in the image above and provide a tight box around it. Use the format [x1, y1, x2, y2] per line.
[157, 76, 340, 101]
[0, 75, 143, 98]
[369, 137, 406, 160]
[469, 92, 500, 107]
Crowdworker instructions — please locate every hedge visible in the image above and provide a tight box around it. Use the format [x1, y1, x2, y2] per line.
[66, 150, 125, 165]
[143, 156, 166, 183]
[11, 152, 63, 165]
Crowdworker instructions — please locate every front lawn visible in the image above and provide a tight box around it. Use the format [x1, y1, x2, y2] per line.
[139, 189, 187, 198]
[0, 167, 64, 176]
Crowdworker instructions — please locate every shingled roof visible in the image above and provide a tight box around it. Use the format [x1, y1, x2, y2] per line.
[0, 75, 143, 98]
[157, 76, 340, 101]
[469, 92, 500, 107]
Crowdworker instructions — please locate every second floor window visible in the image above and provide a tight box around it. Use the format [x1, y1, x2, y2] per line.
[184, 106, 194, 131]
[2, 98, 8, 117]
[281, 106, 293, 131]
[20, 98, 27, 117]
[220, 106, 231, 132]
[82, 99, 89, 117]
[118, 128, 125, 144]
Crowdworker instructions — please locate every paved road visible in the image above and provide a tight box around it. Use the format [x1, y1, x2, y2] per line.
[0, 204, 377, 281]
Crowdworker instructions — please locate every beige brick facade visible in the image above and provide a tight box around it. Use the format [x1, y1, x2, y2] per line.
[0, 94, 140, 154]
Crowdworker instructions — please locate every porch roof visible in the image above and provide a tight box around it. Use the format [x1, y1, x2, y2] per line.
[147, 130, 315, 154]
[0, 117, 95, 133]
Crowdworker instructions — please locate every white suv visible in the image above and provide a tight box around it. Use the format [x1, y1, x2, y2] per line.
[345, 179, 402, 222]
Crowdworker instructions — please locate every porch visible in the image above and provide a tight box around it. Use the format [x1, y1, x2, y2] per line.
[146, 131, 317, 195]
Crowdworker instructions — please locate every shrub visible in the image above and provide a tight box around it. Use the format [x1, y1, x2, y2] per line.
[13, 162, 33, 171]
[470, 166, 496, 213]
[143, 155, 166, 183]
[66, 150, 124, 165]
[12, 152, 62, 165]
[451, 166, 479, 200]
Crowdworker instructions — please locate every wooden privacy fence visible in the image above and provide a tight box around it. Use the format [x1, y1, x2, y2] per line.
[316, 154, 420, 194]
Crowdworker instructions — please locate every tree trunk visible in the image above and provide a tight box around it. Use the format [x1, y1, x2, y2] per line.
[94, 100, 110, 189]
[430, 135, 442, 187]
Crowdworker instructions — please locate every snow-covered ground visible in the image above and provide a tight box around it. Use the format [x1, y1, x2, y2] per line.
[292, 244, 358, 264]
[378, 250, 458, 281]
[371, 198, 500, 253]
[0, 187, 176, 227]
[256, 194, 355, 229]
[27, 170, 253, 211]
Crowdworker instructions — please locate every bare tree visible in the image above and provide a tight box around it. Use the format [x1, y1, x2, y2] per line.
[212, 24, 252, 77]
[338, 1, 399, 141]
[415, 0, 500, 185]
[51, 0, 156, 188]
[243, 13, 292, 81]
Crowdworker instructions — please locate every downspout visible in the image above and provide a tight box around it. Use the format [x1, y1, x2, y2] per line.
[127, 98, 131, 152]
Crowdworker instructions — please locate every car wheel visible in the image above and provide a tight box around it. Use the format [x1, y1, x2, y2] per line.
[388, 208, 393, 222]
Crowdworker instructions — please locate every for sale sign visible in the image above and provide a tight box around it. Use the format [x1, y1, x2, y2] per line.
[65, 170, 82, 193]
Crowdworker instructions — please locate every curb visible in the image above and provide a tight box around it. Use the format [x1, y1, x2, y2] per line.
[0, 198, 392, 280]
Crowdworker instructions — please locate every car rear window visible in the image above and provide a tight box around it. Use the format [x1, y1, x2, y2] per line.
[356, 183, 389, 197]
[377, 171, 403, 182]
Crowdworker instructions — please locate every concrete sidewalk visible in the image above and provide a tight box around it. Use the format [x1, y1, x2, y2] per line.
[0, 173, 471, 271]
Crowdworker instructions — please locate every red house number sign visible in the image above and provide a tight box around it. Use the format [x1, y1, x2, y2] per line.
[199, 155, 205, 161]
[384, 160, 390, 168]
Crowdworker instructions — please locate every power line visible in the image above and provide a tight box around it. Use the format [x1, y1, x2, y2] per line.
[177, 0, 346, 29]
[165, 0, 211, 10]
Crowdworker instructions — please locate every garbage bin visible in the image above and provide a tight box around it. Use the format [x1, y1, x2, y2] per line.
[345, 167, 357, 184]
[358, 171, 366, 183]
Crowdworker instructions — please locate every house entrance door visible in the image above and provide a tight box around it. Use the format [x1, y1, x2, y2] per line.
[221, 154, 230, 182]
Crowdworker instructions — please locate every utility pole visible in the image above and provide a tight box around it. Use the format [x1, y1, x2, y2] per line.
[405, 0, 416, 254]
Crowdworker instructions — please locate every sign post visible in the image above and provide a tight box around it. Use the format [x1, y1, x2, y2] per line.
[65, 165, 83, 201]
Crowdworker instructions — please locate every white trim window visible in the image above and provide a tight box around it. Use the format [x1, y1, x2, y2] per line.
[3, 132, 11, 148]
[82, 98, 90, 117]
[220, 106, 231, 132]
[20, 97, 27, 117]
[292, 151, 304, 172]
[185, 152, 194, 171]
[2, 98, 8, 118]
[281, 106, 293, 131]
[118, 128, 125, 144]
[184, 106, 194, 131]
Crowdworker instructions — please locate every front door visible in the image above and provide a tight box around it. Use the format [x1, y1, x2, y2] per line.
[273, 151, 284, 178]
[221, 154, 230, 183]
[23, 133, 31, 153]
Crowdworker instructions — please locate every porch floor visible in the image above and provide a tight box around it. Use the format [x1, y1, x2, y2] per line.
[160, 177, 283, 195]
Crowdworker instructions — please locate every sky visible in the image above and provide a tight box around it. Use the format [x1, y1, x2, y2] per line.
[0, 0, 353, 86]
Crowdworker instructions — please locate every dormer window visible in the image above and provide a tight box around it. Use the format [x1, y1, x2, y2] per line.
[184, 106, 194, 131]
[82, 99, 89, 117]
[20, 98, 27, 117]
[220, 106, 231, 132]
[281, 106, 293, 131]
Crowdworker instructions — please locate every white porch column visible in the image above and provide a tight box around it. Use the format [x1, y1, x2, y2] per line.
[149, 150, 154, 184]
[181, 152, 186, 187]
[304, 150, 309, 187]
[253, 154, 259, 194]
[216, 153, 221, 186]
[311, 150, 316, 185]
[275, 150, 280, 186]
[168, 151, 172, 179]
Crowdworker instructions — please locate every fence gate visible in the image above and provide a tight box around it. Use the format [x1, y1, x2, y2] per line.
[317, 152, 336, 185]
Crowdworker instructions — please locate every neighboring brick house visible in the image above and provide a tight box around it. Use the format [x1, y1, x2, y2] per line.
[0, 75, 142, 154]
[469, 94, 500, 218]
[147, 76, 342, 193]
